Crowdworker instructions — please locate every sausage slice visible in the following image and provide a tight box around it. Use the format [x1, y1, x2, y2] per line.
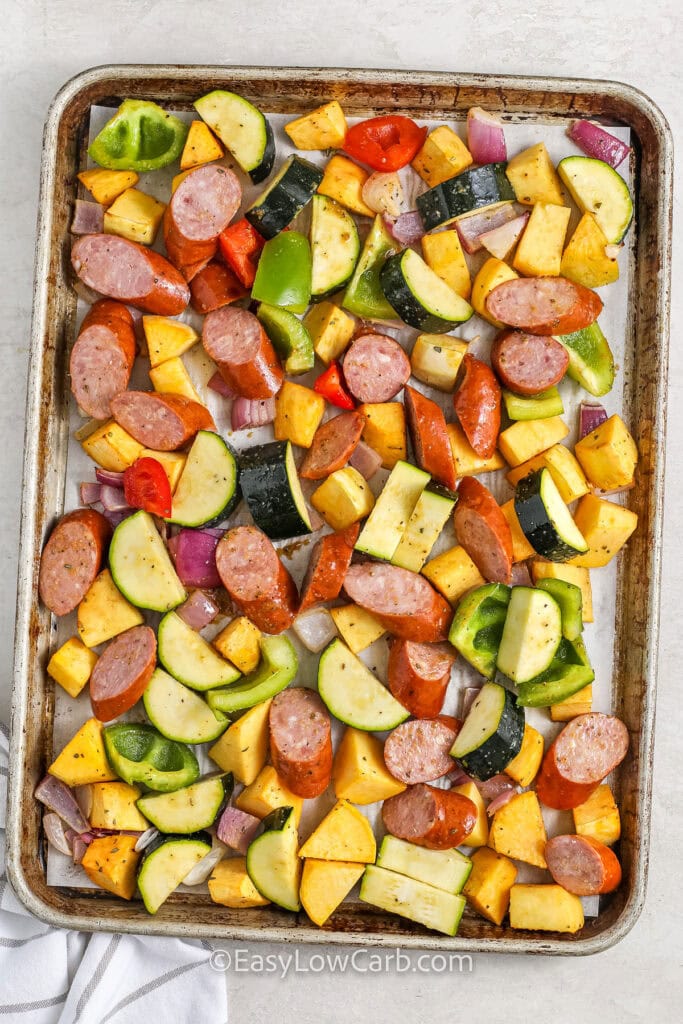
[545, 834, 622, 896]
[404, 385, 456, 491]
[453, 355, 501, 459]
[343, 563, 453, 642]
[269, 687, 332, 798]
[39, 509, 111, 616]
[486, 277, 603, 335]
[298, 524, 359, 613]
[299, 411, 365, 480]
[536, 713, 629, 810]
[70, 300, 136, 419]
[90, 625, 157, 722]
[387, 640, 456, 718]
[342, 334, 411, 404]
[382, 784, 477, 850]
[454, 476, 513, 584]
[383, 717, 460, 784]
[110, 392, 215, 451]
[164, 165, 242, 280]
[491, 329, 569, 396]
[215, 526, 299, 634]
[202, 306, 284, 400]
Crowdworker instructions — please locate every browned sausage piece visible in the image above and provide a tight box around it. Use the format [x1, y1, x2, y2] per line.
[164, 165, 242, 281]
[110, 392, 215, 451]
[342, 334, 411, 403]
[343, 563, 452, 642]
[545, 834, 622, 896]
[215, 526, 299, 634]
[491, 329, 569, 396]
[453, 354, 501, 459]
[536, 713, 629, 810]
[454, 476, 513, 584]
[269, 687, 332, 798]
[90, 625, 157, 722]
[39, 509, 111, 616]
[70, 299, 137, 419]
[404, 386, 456, 491]
[202, 305, 284, 400]
[298, 524, 359, 613]
[387, 640, 456, 718]
[299, 411, 365, 480]
[383, 716, 460, 784]
[71, 234, 190, 316]
[382, 784, 477, 850]
[486, 277, 604, 336]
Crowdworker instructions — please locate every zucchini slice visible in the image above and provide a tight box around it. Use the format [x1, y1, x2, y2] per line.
[137, 832, 212, 914]
[450, 682, 524, 780]
[391, 485, 456, 573]
[356, 459, 430, 561]
[416, 164, 515, 231]
[516, 635, 595, 707]
[207, 635, 297, 715]
[554, 322, 615, 397]
[380, 248, 473, 332]
[535, 579, 583, 641]
[317, 639, 410, 731]
[360, 865, 466, 936]
[166, 431, 239, 528]
[376, 836, 472, 894]
[448, 583, 511, 679]
[193, 89, 275, 183]
[310, 194, 360, 300]
[557, 156, 633, 243]
[514, 468, 589, 562]
[103, 724, 200, 793]
[157, 611, 241, 691]
[137, 775, 232, 834]
[109, 510, 186, 612]
[256, 303, 314, 375]
[245, 155, 323, 239]
[496, 586, 563, 684]
[143, 668, 228, 744]
[502, 387, 564, 422]
[246, 806, 302, 911]
[239, 440, 311, 541]
[342, 214, 397, 321]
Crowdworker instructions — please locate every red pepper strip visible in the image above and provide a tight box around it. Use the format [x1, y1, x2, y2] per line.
[218, 218, 266, 287]
[314, 361, 356, 410]
[123, 457, 172, 518]
[343, 115, 428, 172]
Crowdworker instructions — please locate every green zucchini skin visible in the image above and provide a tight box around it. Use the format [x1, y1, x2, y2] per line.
[137, 775, 233, 834]
[514, 469, 586, 562]
[246, 156, 323, 240]
[417, 163, 515, 231]
[166, 431, 240, 528]
[379, 251, 469, 332]
[239, 440, 312, 541]
[249, 117, 276, 184]
[451, 683, 524, 780]
[516, 636, 595, 707]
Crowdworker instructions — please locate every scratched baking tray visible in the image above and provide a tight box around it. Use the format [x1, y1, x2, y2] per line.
[6, 65, 672, 954]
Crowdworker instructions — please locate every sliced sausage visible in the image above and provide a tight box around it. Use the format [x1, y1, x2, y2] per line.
[545, 834, 622, 896]
[383, 716, 460, 784]
[269, 687, 332, 798]
[342, 334, 411, 403]
[343, 563, 452, 642]
[70, 299, 137, 419]
[202, 305, 284, 400]
[189, 261, 247, 314]
[299, 411, 365, 480]
[491, 329, 569, 396]
[382, 783, 477, 850]
[39, 509, 111, 616]
[453, 354, 501, 459]
[536, 713, 629, 810]
[215, 526, 299, 634]
[110, 392, 215, 451]
[486, 277, 604, 336]
[164, 165, 242, 281]
[89, 625, 157, 722]
[404, 385, 456, 491]
[454, 476, 513, 585]
[298, 524, 359, 613]
[387, 640, 456, 718]
[71, 234, 190, 316]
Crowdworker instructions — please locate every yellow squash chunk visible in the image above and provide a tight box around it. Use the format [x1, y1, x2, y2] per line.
[213, 616, 262, 674]
[285, 100, 347, 151]
[208, 857, 270, 907]
[506, 444, 589, 504]
[463, 847, 517, 926]
[447, 422, 505, 478]
[550, 684, 593, 722]
[569, 494, 638, 568]
[180, 119, 224, 170]
[318, 154, 374, 217]
[513, 202, 571, 277]
[47, 637, 98, 698]
[299, 800, 376, 863]
[509, 884, 584, 933]
[422, 545, 485, 605]
[471, 257, 519, 328]
[359, 402, 406, 469]
[504, 724, 544, 787]
[333, 728, 406, 804]
[103, 188, 166, 245]
[411, 126, 473, 186]
[561, 212, 619, 289]
[572, 784, 621, 846]
[142, 316, 199, 367]
[505, 143, 566, 206]
[77, 569, 144, 648]
[489, 791, 547, 868]
[529, 560, 593, 622]
[78, 168, 139, 206]
[89, 781, 149, 831]
[452, 781, 488, 847]
[82, 834, 140, 900]
[209, 699, 271, 786]
[149, 357, 202, 402]
[574, 414, 638, 491]
[329, 605, 385, 654]
[300, 858, 364, 926]
[311, 467, 375, 531]
[49, 718, 117, 786]
[139, 449, 186, 493]
[410, 333, 468, 391]
[235, 765, 303, 827]
[498, 416, 569, 467]
[274, 381, 326, 449]
[303, 301, 355, 364]
[500, 500, 535, 562]
[421, 230, 471, 299]
[81, 420, 143, 472]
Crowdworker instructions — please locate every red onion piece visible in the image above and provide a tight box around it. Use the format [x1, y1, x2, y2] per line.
[35, 775, 90, 834]
[71, 199, 105, 235]
[231, 396, 276, 431]
[362, 171, 404, 217]
[461, 687, 482, 719]
[99, 484, 130, 512]
[78, 831, 95, 845]
[456, 203, 520, 254]
[80, 482, 102, 506]
[168, 529, 222, 588]
[487, 787, 519, 816]
[306, 504, 324, 532]
[348, 440, 383, 480]
[567, 120, 631, 169]
[72, 837, 88, 864]
[182, 843, 226, 886]
[177, 589, 220, 631]
[510, 562, 532, 587]
[447, 766, 474, 788]
[102, 509, 133, 529]
[579, 402, 608, 439]
[466, 107, 507, 164]
[479, 212, 529, 260]
[44, 812, 75, 856]
[95, 468, 125, 487]
[293, 607, 338, 653]
[208, 371, 236, 399]
[73, 279, 103, 306]
[217, 806, 262, 854]
[135, 827, 160, 853]
[199, 526, 226, 539]
[477, 773, 516, 802]
[74, 785, 93, 820]
[386, 211, 425, 246]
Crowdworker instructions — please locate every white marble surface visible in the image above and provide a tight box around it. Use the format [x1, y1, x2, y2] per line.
[1, 1, 681, 1019]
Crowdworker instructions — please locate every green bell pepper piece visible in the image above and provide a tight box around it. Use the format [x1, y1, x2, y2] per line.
[342, 215, 397, 320]
[516, 635, 595, 707]
[103, 723, 199, 792]
[535, 579, 583, 641]
[256, 302, 314, 375]
[251, 232, 312, 314]
[207, 635, 297, 714]
[448, 583, 511, 679]
[88, 100, 189, 172]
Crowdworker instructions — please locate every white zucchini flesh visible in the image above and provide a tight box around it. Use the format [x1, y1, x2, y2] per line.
[138, 838, 212, 914]
[157, 612, 241, 691]
[356, 459, 430, 560]
[317, 639, 409, 731]
[143, 669, 228, 744]
[109, 510, 186, 612]
[360, 865, 466, 936]
[377, 836, 472, 894]
[496, 587, 563, 683]
[246, 810, 301, 911]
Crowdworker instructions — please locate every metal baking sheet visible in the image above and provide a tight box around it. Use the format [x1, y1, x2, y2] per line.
[6, 66, 672, 954]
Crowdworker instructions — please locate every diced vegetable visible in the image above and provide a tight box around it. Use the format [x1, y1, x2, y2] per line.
[356, 459, 429, 561]
[89, 781, 149, 831]
[342, 215, 397, 320]
[81, 420, 144, 472]
[411, 125, 473, 186]
[143, 668, 229, 745]
[82, 834, 141, 900]
[138, 832, 212, 913]
[380, 248, 473, 332]
[300, 859, 364, 926]
[235, 765, 303, 827]
[560, 212, 619, 288]
[77, 568, 145, 648]
[361, 171, 404, 218]
[358, 402, 406, 469]
[466, 107, 507, 163]
[240, 440, 312, 540]
[208, 857, 270, 908]
[333, 727, 406, 804]
[451, 682, 524, 780]
[514, 468, 588, 562]
[194, 90, 275, 183]
[216, 806, 262, 854]
[470, 256, 519, 327]
[47, 636, 98, 698]
[550, 683, 593, 722]
[137, 775, 231, 834]
[392, 487, 456, 572]
[574, 414, 638, 490]
[274, 381, 326, 448]
[303, 301, 356, 365]
[208, 698, 272, 786]
[567, 120, 631, 169]
[360, 865, 465, 936]
[207, 635, 298, 715]
[508, 884, 584, 933]
[142, 317, 198, 368]
[500, 500, 535, 562]
[570, 494, 638, 567]
[446, 422, 505, 478]
[386, 210, 425, 246]
[505, 142, 566, 206]
[78, 168, 139, 205]
[311, 466, 375, 531]
[292, 607, 338, 653]
[417, 163, 514, 230]
[257, 302, 314, 375]
[48, 718, 118, 787]
[448, 584, 511, 677]
[284, 100, 347, 150]
[344, 115, 427, 173]
[246, 807, 302, 911]
[329, 604, 386, 653]
[179, 119, 224, 169]
[167, 529, 221, 589]
[557, 156, 633, 243]
[463, 847, 517, 926]
[318, 639, 410, 732]
[530, 561, 594, 623]
[455, 202, 520, 255]
[579, 402, 608, 439]
[149, 357, 201, 403]
[103, 723, 200, 792]
[299, 799, 376, 863]
[103, 188, 166, 245]
[421, 230, 471, 299]
[89, 100, 188, 172]
[377, 835, 471, 893]
[35, 775, 90, 834]
[71, 199, 104, 235]
[109, 510, 186, 611]
[489, 791, 548, 868]
[512, 202, 571, 277]
[309, 194, 360, 300]
[536, 578, 584, 641]
[422, 545, 486, 605]
[572, 784, 621, 846]
[451, 781, 489, 847]
[479, 213, 529, 261]
[176, 589, 219, 632]
[251, 230, 312, 313]
[507, 444, 590, 505]
[504, 724, 544, 787]
[503, 387, 564, 422]
[498, 416, 569, 467]
[497, 586, 563, 683]
[213, 617, 262, 675]
[231, 397, 276, 431]
[318, 154, 374, 217]
[314, 361, 356, 410]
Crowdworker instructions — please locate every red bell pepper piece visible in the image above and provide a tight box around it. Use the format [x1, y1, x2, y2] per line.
[218, 218, 266, 287]
[343, 115, 428, 172]
[314, 361, 356, 410]
[123, 457, 172, 518]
